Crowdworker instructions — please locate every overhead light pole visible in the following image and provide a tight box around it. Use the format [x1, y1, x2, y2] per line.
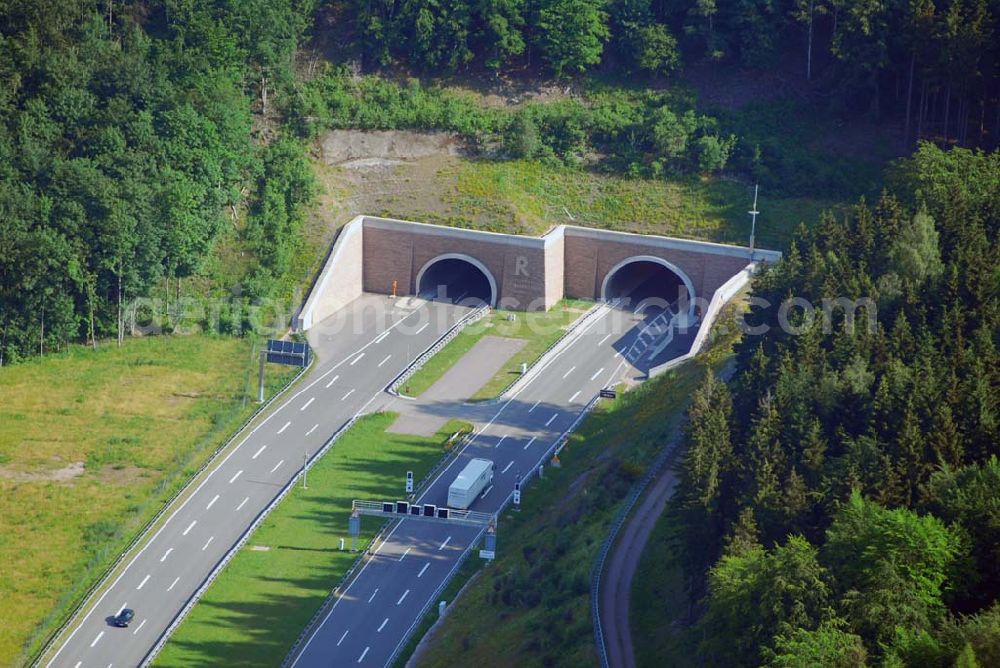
[748, 184, 760, 260]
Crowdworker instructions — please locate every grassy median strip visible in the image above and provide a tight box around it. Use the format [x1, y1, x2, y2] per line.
[1, 335, 297, 666]
[402, 299, 593, 399]
[155, 413, 471, 667]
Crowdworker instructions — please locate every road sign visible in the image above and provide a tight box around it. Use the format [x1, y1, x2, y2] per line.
[265, 339, 311, 367]
[513, 478, 521, 506]
[406, 470, 414, 493]
[599, 387, 617, 399]
[479, 550, 496, 560]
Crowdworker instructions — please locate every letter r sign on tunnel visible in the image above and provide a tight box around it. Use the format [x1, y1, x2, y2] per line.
[515, 256, 529, 276]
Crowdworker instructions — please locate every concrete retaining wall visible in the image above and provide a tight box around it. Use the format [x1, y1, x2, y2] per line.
[297, 216, 364, 330]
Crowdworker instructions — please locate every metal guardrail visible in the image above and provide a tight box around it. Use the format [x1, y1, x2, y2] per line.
[279, 516, 395, 668]
[29, 348, 312, 668]
[387, 305, 490, 397]
[590, 425, 682, 668]
[142, 408, 362, 665]
[280, 427, 476, 667]
[384, 524, 487, 668]
[485, 301, 607, 403]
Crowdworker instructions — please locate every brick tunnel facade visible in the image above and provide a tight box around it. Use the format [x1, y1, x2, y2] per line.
[298, 215, 780, 329]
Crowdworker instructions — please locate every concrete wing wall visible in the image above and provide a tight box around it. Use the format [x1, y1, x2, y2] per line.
[297, 216, 364, 330]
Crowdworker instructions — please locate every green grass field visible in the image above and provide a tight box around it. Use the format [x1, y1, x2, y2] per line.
[402, 300, 593, 399]
[156, 413, 471, 667]
[0, 336, 297, 665]
[411, 312, 740, 667]
[436, 160, 834, 251]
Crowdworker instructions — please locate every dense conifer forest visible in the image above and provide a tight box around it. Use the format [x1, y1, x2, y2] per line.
[676, 144, 1000, 665]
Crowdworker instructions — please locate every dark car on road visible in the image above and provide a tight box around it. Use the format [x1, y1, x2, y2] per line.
[111, 608, 134, 628]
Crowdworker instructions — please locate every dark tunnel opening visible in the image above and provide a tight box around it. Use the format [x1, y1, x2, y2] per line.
[417, 257, 494, 306]
[604, 260, 687, 313]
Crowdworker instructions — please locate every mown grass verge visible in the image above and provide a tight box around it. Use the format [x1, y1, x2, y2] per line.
[402, 300, 593, 399]
[406, 314, 739, 667]
[155, 413, 471, 667]
[2, 335, 297, 666]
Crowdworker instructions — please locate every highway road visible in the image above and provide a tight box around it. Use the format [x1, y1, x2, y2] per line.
[288, 302, 686, 667]
[46, 296, 472, 668]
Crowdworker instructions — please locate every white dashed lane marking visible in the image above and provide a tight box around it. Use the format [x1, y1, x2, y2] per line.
[136, 575, 150, 590]
[494, 434, 508, 448]
[337, 630, 349, 646]
[590, 367, 605, 381]
[206, 494, 219, 510]
[397, 589, 410, 605]
[300, 397, 315, 411]
[252, 445, 267, 459]
[168, 576, 179, 591]
[367, 588, 378, 603]
[545, 413, 559, 427]
[569, 391, 581, 403]
[160, 548, 172, 562]
[325, 375, 340, 388]
[502, 461, 514, 474]
[90, 631, 104, 648]
[528, 400, 540, 412]
[270, 460, 284, 474]
[306, 424, 318, 436]
[350, 353, 365, 366]
[277, 421, 291, 434]
[229, 470, 243, 484]
[439, 537, 451, 551]
[202, 536, 214, 551]
[377, 618, 388, 632]
[358, 647, 370, 663]
[562, 366, 576, 379]
[523, 437, 537, 450]
[236, 496, 249, 511]
[183, 520, 196, 535]
[418, 563, 429, 578]
[378, 354, 392, 367]
[342, 389, 355, 401]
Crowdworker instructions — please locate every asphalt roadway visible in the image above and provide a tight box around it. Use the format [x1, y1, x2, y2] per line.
[288, 302, 680, 667]
[46, 296, 472, 668]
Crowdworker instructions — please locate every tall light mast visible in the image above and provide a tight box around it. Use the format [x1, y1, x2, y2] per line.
[748, 184, 760, 259]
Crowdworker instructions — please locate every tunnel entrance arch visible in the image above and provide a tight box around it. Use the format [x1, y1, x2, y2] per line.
[415, 253, 498, 307]
[601, 255, 696, 317]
